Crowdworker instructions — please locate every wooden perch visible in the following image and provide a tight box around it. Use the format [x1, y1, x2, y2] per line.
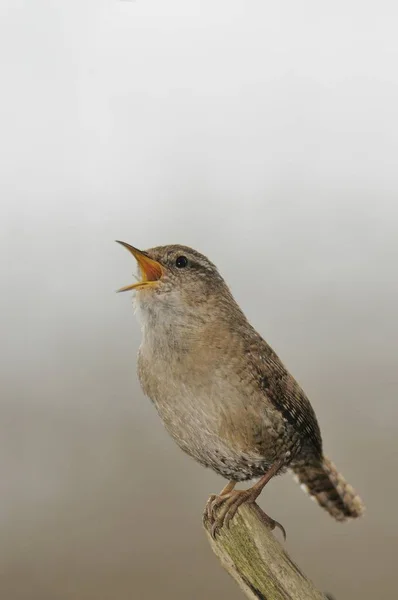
[203, 502, 331, 600]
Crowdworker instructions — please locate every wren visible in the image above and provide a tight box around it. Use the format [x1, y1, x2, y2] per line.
[117, 242, 364, 537]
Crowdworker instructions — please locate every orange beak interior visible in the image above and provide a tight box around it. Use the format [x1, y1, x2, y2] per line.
[116, 241, 163, 292]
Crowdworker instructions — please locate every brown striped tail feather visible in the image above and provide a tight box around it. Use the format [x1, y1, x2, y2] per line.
[292, 456, 364, 521]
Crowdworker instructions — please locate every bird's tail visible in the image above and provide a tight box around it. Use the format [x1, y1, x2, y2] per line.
[292, 455, 364, 521]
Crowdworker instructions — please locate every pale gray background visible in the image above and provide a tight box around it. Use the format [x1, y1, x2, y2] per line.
[1, 1, 397, 599]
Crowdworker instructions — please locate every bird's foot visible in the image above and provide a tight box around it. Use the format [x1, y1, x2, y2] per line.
[203, 480, 236, 525]
[204, 488, 285, 540]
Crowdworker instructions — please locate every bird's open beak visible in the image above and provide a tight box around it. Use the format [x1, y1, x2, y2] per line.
[116, 241, 164, 292]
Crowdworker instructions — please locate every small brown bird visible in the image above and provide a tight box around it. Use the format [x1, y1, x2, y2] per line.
[117, 241, 364, 537]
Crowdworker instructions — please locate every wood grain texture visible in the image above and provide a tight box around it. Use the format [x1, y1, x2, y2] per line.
[204, 503, 329, 600]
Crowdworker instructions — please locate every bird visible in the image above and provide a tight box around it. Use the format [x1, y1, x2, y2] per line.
[116, 241, 364, 537]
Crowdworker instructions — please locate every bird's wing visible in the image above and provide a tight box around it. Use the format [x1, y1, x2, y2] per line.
[248, 337, 323, 456]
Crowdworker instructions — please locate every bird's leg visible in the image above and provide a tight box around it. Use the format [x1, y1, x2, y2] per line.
[206, 459, 286, 539]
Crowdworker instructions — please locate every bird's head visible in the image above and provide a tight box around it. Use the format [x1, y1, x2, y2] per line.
[116, 242, 230, 322]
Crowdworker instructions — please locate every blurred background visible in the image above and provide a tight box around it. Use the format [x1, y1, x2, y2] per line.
[1, 1, 397, 598]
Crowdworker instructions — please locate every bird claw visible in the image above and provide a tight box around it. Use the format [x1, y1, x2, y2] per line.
[204, 489, 286, 541]
[252, 503, 287, 540]
[204, 494, 217, 522]
[204, 492, 234, 538]
[210, 521, 219, 539]
[205, 489, 251, 537]
[275, 519, 287, 541]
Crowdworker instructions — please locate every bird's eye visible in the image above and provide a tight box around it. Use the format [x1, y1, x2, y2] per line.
[175, 255, 188, 268]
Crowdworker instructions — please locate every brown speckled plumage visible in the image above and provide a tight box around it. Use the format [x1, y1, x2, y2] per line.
[119, 243, 364, 532]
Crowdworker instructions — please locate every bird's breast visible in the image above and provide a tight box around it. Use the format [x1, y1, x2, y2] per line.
[137, 339, 290, 480]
